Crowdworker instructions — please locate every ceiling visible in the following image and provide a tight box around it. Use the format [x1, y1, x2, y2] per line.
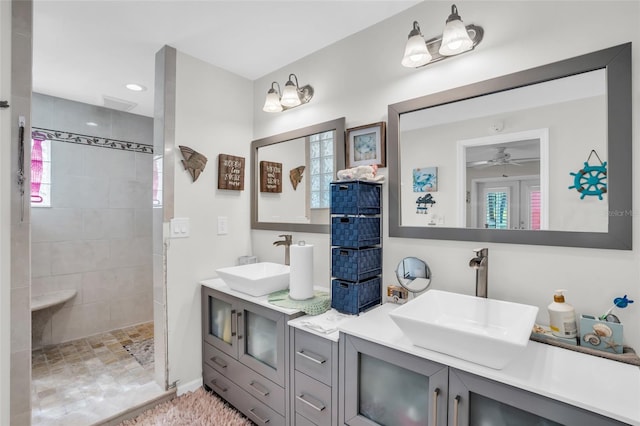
[32, 0, 420, 117]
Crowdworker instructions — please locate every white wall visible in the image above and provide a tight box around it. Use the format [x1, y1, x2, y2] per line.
[251, 1, 640, 350]
[166, 51, 253, 389]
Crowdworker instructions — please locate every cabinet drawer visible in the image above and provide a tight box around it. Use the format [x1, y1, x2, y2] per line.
[295, 413, 317, 426]
[204, 342, 285, 415]
[294, 370, 332, 426]
[294, 328, 333, 386]
[204, 364, 285, 426]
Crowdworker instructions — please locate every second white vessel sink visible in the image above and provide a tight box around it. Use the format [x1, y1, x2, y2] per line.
[389, 289, 539, 369]
[216, 262, 290, 297]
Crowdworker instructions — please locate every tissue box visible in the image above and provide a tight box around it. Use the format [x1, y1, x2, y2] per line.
[331, 181, 381, 215]
[331, 247, 382, 282]
[331, 276, 381, 315]
[579, 314, 623, 354]
[331, 216, 380, 248]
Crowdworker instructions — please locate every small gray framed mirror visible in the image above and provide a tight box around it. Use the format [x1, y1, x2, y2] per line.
[251, 117, 346, 233]
[388, 43, 631, 249]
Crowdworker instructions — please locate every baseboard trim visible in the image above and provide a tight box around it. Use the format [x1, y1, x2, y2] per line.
[94, 388, 176, 426]
[177, 377, 203, 396]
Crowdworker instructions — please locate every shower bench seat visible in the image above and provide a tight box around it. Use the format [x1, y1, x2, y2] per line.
[31, 289, 77, 311]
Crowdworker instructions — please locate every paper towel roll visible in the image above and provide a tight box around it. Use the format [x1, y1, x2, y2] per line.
[289, 243, 314, 300]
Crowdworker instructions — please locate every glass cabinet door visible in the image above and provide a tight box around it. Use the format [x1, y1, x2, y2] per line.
[201, 287, 237, 357]
[448, 368, 627, 426]
[343, 334, 448, 426]
[237, 301, 286, 386]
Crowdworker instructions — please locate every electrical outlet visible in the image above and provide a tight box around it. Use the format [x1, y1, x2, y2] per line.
[217, 216, 228, 235]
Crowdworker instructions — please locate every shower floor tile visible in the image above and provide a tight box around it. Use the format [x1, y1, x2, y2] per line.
[32, 322, 163, 426]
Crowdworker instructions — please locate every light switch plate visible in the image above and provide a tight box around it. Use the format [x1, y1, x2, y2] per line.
[170, 217, 190, 238]
[217, 216, 228, 235]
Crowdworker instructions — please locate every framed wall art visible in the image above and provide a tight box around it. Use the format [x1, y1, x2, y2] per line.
[218, 154, 245, 190]
[413, 166, 438, 192]
[346, 121, 386, 168]
[260, 160, 282, 193]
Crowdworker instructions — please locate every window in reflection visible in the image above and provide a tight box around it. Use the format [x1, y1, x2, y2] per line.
[309, 131, 334, 209]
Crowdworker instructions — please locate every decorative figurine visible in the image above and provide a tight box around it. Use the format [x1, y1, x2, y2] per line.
[179, 145, 208, 182]
[289, 165, 305, 190]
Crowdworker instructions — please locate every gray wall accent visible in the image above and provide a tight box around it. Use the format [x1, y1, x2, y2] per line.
[10, 0, 33, 423]
[30, 94, 154, 349]
[152, 44, 176, 389]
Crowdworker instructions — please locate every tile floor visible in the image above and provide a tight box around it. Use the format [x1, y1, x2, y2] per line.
[31, 322, 164, 426]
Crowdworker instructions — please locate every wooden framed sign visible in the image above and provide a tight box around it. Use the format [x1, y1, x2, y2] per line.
[260, 161, 282, 193]
[218, 154, 245, 190]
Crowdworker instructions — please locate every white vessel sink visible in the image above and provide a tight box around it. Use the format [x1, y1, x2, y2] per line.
[389, 289, 539, 369]
[216, 262, 290, 297]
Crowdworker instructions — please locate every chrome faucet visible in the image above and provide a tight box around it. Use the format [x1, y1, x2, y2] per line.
[273, 234, 293, 265]
[469, 248, 488, 298]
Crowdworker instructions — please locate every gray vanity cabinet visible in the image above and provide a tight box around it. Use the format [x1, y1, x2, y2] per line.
[201, 286, 302, 426]
[448, 368, 627, 426]
[340, 333, 449, 426]
[339, 332, 627, 426]
[290, 327, 339, 426]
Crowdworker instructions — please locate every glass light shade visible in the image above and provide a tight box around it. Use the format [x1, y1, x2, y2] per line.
[280, 82, 302, 107]
[262, 90, 282, 113]
[439, 18, 473, 56]
[401, 34, 432, 68]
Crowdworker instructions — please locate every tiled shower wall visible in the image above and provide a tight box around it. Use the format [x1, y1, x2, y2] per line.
[31, 93, 154, 349]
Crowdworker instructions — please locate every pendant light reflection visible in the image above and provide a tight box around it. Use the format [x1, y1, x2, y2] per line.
[401, 4, 483, 69]
[262, 73, 314, 113]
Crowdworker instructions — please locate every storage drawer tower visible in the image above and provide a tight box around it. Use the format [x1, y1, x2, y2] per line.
[330, 180, 382, 314]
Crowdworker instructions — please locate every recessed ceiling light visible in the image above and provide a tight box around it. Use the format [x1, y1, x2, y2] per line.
[86, 121, 98, 127]
[126, 83, 147, 92]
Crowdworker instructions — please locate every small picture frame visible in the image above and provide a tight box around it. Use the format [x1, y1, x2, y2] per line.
[346, 122, 386, 168]
[413, 166, 438, 192]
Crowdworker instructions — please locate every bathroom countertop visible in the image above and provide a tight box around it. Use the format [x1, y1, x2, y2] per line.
[201, 278, 303, 315]
[288, 309, 354, 342]
[339, 303, 640, 426]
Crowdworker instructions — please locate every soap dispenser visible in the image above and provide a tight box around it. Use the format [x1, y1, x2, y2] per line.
[548, 289, 577, 338]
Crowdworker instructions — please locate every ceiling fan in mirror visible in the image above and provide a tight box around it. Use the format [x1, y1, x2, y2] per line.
[467, 146, 538, 168]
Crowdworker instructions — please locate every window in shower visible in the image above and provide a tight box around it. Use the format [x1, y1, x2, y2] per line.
[31, 133, 51, 207]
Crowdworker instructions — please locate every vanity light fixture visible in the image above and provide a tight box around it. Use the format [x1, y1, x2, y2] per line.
[401, 4, 483, 68]
[262, 73, 314, 113]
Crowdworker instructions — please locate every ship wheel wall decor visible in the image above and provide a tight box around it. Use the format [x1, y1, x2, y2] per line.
[568, 150, 607, 200]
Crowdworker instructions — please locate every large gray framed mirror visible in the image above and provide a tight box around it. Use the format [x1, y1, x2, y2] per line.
[251, 117, 346, 233]
[388, 43, 631, 249]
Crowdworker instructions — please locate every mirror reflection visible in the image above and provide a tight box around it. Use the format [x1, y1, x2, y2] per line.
[399, 69, 607, 233]
[388, 43, 631, 249]
[251, 118, 346, 234]
[395, 257, 431, 293]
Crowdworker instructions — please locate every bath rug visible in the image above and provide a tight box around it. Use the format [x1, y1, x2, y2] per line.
[124, 338, 154, 367]
[119, 386, 251, 425]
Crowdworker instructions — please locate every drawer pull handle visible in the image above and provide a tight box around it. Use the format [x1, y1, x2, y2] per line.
[230, 309, 237, 337]
[209, 379, 228, 393]
[453, 395, 461, 426]
[249, 380, 270, 396]
[249, 408, 270, 424]
[296, 350, 326, 365]
[432, 388, 439, 425]
[236, 312, 243, 340]
[296, 394, 326, 412]
[211, 356, 227, 369]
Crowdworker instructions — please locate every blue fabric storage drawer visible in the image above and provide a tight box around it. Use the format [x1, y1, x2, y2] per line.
[331, 216, 380, 248]
[331, 277, 381, 315]
[330, 181, 381, 215]
[331, 247, 381, 282]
